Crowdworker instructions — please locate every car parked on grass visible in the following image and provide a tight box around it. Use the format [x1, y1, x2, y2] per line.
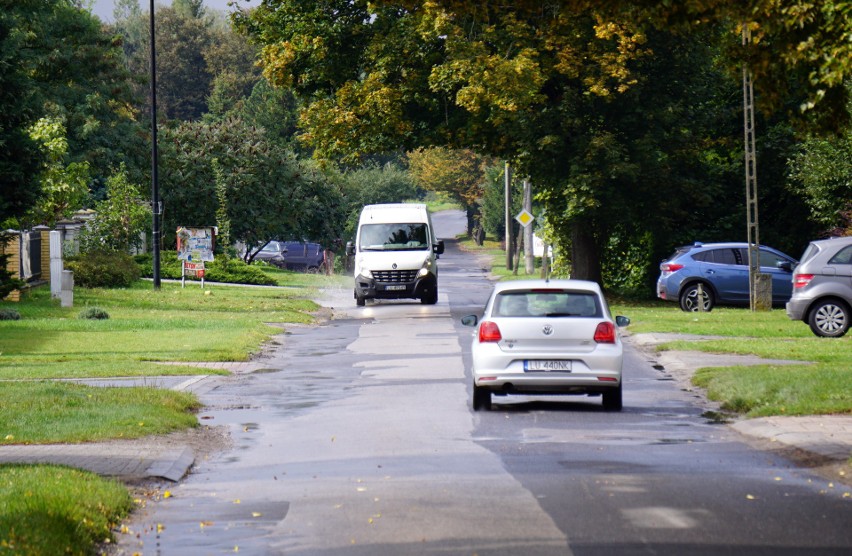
[786, 236, 852, 338]
[280, 241, 325, 272]
[253, 241, 287, 268]
[657, 242, 797, 312]
[461, 280, 630, 411]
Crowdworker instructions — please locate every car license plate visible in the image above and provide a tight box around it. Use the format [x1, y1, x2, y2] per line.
[385, 285, 406, 291]
[525, 360, 572, 372]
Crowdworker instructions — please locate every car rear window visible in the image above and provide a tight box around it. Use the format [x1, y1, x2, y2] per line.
[494, 290, 602, 318]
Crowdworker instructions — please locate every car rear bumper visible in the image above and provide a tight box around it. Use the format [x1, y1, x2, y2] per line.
[786, 296, 811, 321]
[472, 352, 622, 393]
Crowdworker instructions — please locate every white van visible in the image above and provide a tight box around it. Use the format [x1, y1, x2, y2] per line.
[346, 203, 445, 306]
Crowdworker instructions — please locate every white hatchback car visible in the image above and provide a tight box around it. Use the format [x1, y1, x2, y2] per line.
[462, 280, 630, 411]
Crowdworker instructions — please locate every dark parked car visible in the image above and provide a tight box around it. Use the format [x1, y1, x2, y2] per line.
[253, 241, 287, 268]
[786, 236, 852, 338]
[657, 242, 797, 311]
[280, 241, 325, 272]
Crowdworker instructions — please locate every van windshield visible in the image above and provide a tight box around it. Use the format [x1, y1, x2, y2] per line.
[360, 223, 429, 251]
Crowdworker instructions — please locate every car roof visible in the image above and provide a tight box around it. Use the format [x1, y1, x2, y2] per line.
[491, 279, 603, 295]
[811, 236, 852, 248]
[680, 242, 767, 249]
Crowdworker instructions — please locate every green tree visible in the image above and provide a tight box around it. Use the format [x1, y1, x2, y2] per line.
[237, 1, 839, 289]
[79, 163, 150, 253]
[30, 0, 145, 192]
[0, 1, 42, 224]
[155, 5, 215, 120]
[159, 118, 345, 260]
[26, 117, 91, 226]
[789, 130, 852, 236]
[407, 147, 489, 232]
[2, 0, 143, 222]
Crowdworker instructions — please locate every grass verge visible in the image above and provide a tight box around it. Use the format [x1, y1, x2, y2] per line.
[0, 464, 133, 555]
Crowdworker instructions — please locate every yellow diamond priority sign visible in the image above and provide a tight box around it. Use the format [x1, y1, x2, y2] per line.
[515, 209, 535, 227]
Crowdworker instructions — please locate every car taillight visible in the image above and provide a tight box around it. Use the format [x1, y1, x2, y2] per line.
[660, 263, 684, 273]
[479, 321, 502, 343]
[793, 274, 814, 288]
[594, 322, 616, 344]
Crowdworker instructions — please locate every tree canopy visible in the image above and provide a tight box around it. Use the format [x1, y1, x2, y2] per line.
[236, 0, 850, 285]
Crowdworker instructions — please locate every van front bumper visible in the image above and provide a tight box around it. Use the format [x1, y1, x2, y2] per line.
[355, 271, 436, 300]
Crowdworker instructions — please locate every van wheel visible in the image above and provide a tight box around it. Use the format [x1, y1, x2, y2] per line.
[420, 288, 438, 305]
[679, 284, 714, 312]
[808, 299, 849, 338]
[472, 385, 491, 411]
[355, 293, 366, 307]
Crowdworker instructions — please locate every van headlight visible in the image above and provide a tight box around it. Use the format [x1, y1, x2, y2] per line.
[417, 259, 432, 278]
[360, 269, 373, 279]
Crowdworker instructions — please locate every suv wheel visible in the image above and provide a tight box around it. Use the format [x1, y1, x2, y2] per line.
[679, 283, 714, 312]
[808, 299, 850, 338]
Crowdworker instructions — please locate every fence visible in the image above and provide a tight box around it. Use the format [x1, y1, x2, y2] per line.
[1, 223, 83, 301]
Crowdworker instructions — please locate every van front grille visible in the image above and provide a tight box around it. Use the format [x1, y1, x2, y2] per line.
[373, 269, 418, 283]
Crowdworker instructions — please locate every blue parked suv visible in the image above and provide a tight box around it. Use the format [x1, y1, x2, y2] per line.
[657, 242, 798, 311]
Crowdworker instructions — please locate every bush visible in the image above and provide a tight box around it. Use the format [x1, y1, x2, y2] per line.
[0, 309, 21, 320]
[135, 252, 275, 286]
[65, 251, 141, 288]
[79, 307, 109, 320]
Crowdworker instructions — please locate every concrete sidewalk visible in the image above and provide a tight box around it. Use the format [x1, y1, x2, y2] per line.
[0, 334, 849, 484]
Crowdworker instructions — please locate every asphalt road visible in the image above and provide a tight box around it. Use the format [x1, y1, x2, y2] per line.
[115, 210, 851, 555]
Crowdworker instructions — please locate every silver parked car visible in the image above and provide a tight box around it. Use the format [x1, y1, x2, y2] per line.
[786, 236, 852, 338]
[461, 280, 630, 411]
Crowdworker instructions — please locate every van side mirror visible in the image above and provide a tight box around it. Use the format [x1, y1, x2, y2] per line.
[434, 240, 445, 255]
[345, 241, 355, 256]
[615, 316, 630, 327]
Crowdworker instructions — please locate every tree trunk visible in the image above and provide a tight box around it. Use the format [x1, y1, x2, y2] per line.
[570, 221, 602, 283]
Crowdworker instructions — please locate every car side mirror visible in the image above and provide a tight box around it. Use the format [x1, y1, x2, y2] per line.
[461, 314, 478, 327]
[776, 261, 793, 272]
[345, 241, 355, 256]
[434, 240, 445, 255]
[615, 316, 630, 327]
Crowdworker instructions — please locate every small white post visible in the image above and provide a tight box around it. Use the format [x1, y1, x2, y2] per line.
[60, 270, 73, 307]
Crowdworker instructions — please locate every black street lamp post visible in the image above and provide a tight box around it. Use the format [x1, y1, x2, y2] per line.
[150, 0, 161, 289]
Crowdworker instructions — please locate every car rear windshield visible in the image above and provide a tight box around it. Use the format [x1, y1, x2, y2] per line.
[359, 223, 429, 251]
[494, 290, 602, 318]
